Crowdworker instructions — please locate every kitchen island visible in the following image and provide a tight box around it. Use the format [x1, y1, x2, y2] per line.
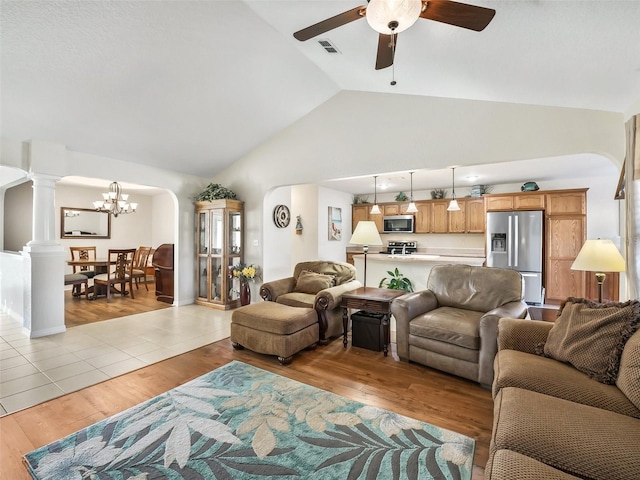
[352, 252, 485, 292]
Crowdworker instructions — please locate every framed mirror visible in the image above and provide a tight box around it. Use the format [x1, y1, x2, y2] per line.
[61, 207, 111, 239]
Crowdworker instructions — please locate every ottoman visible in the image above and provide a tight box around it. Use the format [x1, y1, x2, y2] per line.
[231, 302, 319, 365]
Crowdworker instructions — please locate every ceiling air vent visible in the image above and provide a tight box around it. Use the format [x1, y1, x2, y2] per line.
[318, 39, 341, 54]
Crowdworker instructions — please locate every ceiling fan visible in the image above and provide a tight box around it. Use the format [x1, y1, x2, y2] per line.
[293, 0, 496, 71]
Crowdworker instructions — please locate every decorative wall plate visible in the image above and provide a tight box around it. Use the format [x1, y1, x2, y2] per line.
[273, 204, 290, 228]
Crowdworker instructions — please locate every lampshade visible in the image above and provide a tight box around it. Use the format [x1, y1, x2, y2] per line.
[447, 199, 460, 211]
[349, 221, 383, 247]
[350, 220, 383, 288]
[571, 239, 626, 273]
[366, 0, 422, 34]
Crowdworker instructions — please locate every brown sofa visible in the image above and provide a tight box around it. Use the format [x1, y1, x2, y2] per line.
[259, 260, 362, 343]
[390, 264, 528, 388]
[486, 312, 640, 479]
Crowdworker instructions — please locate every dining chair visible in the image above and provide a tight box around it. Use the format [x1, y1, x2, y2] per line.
[132, 246, 152, 290]
[93, 249, 136, 303]
[69, 246, 97, 296]
[69, 246, 98, 277]
[64, 273, 89, 300]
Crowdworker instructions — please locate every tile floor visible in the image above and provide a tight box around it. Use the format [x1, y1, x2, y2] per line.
[0, 305, 232, 416]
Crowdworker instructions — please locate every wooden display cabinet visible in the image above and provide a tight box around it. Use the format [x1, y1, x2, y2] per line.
[195, 199, 244, 310]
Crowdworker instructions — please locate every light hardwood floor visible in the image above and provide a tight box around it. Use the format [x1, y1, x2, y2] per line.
[64, 279, 170, 327]
[0, 330, 493, 479]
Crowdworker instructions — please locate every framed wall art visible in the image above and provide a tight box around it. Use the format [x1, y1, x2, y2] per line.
[328, 206, 342, 241]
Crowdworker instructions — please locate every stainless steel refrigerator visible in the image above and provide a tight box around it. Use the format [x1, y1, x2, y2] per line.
[486, 210, 544, 305]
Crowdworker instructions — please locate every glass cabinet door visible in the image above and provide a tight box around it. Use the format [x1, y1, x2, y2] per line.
[198, 212, 208, 255]
[211, 210, 224, 255]
[229, 211, 242, 256]
[196, 212, 209, 300]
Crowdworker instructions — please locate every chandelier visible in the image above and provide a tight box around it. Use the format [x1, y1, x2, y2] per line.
[93, 181, 137, 217]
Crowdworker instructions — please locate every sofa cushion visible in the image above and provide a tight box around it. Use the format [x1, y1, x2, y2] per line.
[617, 330, 640, 410]
[293, 261, 355, 286]
[293, 270, 335, 294]
[410, 306, 483, 350]
[276, 292, 316, 309]
[537, 298, 640, 384]
[427, 264, 523, 313]
[487, 449, 583, 480]
[492, 387, 640, 480]
[493, 349, 640, 418]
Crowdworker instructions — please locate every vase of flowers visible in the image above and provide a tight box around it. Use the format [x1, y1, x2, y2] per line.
[231, 263, 259, 305]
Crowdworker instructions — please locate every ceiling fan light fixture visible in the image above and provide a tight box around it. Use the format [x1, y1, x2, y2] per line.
[366, 0, 422, 34]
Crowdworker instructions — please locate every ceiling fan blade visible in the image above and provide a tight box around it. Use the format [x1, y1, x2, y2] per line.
[375, 33, 397, 70]
[420, 0, 496, 32]
[293, 6, 366, 41]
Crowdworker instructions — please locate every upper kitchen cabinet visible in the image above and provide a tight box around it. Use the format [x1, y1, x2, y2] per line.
[414, 201, 432, 233]
[447, 200, 466, 233]
[545, 190, 586, 215]
[485, 191, 545, 211]
[466, 198, 486, 233]
[431, 200, 450, 233]
[352, 205, 369, 232]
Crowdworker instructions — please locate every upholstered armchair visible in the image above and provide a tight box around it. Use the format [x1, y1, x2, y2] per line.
[390, 264, 528, 388]
[260, 261, 362, 343]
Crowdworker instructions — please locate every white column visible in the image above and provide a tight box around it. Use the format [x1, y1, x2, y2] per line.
[21, 173, 66, 337]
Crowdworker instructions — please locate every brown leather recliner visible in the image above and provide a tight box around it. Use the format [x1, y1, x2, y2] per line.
[260, 261, 362, 343]
[390, 264, 528, 388]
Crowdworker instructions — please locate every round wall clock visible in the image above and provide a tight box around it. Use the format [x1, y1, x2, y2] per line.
[273, 204, 291, 228]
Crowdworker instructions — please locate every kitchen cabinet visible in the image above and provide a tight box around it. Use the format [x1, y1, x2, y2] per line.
[447, 200, 466, 233]
[544, 189, 588, 304]
[431, 200, 449, 233]
[414, 201, 431, 233]
[485, 192, 545, 211]
[485, 196, 514, 211]
[545, 190, 586, 215]
[383, 204, 401, 216]
[352, 205, 369, 232]
[515, 194, 545, 210]
[466, 198, 485, 233]
[195, 199, 244, 310]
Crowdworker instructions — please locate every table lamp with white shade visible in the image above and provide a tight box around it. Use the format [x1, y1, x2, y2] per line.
[570, 238, 626, 303]
[349, 221, 383, 288]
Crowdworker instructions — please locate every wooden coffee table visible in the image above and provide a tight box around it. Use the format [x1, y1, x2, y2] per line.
[341, 286, 405, 356]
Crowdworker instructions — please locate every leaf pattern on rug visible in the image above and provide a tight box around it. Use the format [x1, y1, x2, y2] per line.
[24, 361, 475, 480]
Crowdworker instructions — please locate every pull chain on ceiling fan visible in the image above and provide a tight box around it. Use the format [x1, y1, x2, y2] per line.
[293, 0, 496, 75]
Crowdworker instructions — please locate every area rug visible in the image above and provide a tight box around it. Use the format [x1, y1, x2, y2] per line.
[23, 361, 475, 479]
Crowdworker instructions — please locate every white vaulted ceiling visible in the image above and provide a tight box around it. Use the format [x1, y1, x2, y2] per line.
[2, 0, 639, 187]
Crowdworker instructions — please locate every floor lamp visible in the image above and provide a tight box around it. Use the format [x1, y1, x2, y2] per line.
[349, 221, 383, 288]
[571, 238, 626, 303]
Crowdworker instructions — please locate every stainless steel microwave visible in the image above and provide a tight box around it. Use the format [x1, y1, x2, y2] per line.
[382, 215, 414, 233]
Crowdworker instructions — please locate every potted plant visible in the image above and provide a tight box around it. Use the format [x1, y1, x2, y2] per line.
[195, 183, 238, 201]
[379, 268, 414, 293]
